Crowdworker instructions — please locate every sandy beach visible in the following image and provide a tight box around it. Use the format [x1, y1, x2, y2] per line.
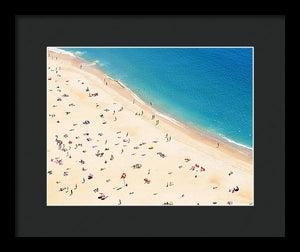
[47, 48, 253, 206]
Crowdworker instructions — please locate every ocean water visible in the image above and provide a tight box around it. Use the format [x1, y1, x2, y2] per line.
[58, 47, 253, 148]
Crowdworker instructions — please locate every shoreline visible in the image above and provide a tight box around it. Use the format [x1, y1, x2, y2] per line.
[47, 47, 253, 163]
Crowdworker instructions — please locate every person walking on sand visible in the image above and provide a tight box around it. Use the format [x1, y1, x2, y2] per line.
[217, 142, 220, 148]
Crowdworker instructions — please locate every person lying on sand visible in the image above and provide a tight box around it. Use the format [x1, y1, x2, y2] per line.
[144, 178, 151, 184]
[157, 152, 166, 158]
[98, 193, 108, 200]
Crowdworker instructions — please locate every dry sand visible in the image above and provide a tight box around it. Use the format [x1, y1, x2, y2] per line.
[47, 48, 253, 206]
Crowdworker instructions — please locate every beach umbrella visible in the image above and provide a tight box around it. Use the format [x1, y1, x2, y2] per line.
[121, 173, 126, 186]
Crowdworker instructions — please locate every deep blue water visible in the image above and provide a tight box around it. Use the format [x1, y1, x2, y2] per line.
[59, 47, 253, 148]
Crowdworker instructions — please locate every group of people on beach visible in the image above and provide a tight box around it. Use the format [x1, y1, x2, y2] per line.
[47, 52, 243, 206]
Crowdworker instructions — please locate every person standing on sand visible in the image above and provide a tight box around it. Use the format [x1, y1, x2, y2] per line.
[217, 142, 220, 148]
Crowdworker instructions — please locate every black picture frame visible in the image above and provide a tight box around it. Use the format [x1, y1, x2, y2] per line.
[14, 14, 285, 237]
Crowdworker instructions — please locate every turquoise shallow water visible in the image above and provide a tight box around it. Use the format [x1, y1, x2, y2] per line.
[59, 47, 253, 148]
